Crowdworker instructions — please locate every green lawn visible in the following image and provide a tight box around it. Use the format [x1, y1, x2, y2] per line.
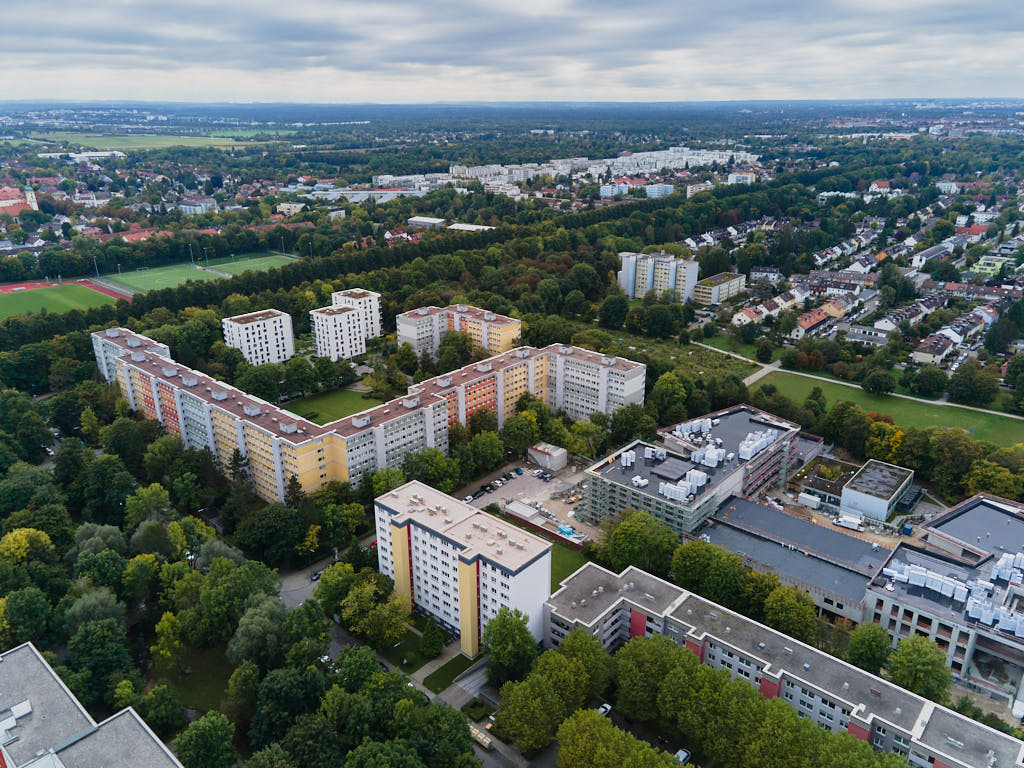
[205, 254, 296, 275]
[155, 646, 234, 713]
[757, 371, 1023, 446]
[31, 132, 242, 149]
[423, 654, 477, 693]
[288, 389, 384, 424]
[103, 263, 222, 293]
[379, 628, 429, 674]
[0, 284, 116, 320]
[551, 543, 588, 591]
[704, 333, 784, 362]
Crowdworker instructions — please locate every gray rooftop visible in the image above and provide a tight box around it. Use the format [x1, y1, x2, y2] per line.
[928, 496, 1024, 557]
[843, 460, 913, 500]
[548, 562, 684, 626]
[919, 703, 1023, 768]
[870, 544, 981, 624]
[663, 405, 799, 459]
[55, 709, 181, 768]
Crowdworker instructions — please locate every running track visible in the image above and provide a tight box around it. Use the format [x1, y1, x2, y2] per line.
[0, 278, 131, 302]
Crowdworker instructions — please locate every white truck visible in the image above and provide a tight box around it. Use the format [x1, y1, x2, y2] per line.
[833, 514, 865, 532]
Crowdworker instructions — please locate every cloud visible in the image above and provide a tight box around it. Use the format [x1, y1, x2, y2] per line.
[1, 0, 1022, 101]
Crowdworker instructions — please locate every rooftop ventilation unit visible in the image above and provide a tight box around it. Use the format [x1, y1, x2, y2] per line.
[127, 338, 141, 348]
[243, 404, 261, 417]
[352, 415, 371, 428]
[280, 422, 298, 434]
[181, 375, 198, 387]
[130, 352, 146, 362]
[105, 328, 120, 337]
[212, 390, 228, 401]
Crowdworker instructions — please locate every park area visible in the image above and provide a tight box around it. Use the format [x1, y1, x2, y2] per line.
[103, 263, 223, 293]
[206, 253, 296, 275]
[287, 389, 384, 424]
[757, 371, 1023, 446]
[0, 283, 117, 319]
[29, 132, 246, 150]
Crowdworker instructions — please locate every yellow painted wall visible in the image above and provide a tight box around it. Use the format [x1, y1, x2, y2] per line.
[391, 525, 412, 605]
[458, 559, 480, 657]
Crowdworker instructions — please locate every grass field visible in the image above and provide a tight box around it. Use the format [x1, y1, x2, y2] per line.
[30, 132, 242, 149]
[423, 654, 478, 693]
[206, 254, 296, 275]
[379, 628, 429, 674]
[0, 284, 116, 319]
[757, 371, 1023, 446]
[704, 333, 785, 363]
[104, 263, 222, 293]
[289, 389, 384, 424]
[155, 646, 233, 713]
[551, 543, 589, 591]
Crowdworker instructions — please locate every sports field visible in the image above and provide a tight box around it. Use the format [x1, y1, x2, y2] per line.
[758, 371, 1023, 446]
[205, 254, 295, 275]
[104, 264, 222, 293]
[30, 132, 241, 150]
[0, 284, 116, 320]
[287, 389, 384, 424]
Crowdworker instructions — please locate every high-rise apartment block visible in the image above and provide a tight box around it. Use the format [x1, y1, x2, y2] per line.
[693, 272, 746, 305]
[94, 328, 644, 503]
[221, 309, 295, 365]
[396, 304, 521, 359]
[375, 481, 551, 656]
[312, 289, 383, 361]
[617, 251, 699, 302]
[331, 288, 383, 339]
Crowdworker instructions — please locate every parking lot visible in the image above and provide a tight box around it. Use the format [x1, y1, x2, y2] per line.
[454, 460, 602, 541]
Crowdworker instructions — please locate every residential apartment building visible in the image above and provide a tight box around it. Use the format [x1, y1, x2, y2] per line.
[693, 272, 746, 305]
[94, 328, 643, 502]
[397, 304, 521, 360]
[545, 563, 1024, 768]
[221, 309, 295, 365]
[645, 183, 675, 198]
[912, 334, 955, 365]
[375, 481, 551, 657]
[331, 288, 383, 340]
[580, 406, 799, 534]
[0, 642, 183, 768]
[311, 305, 369, 361]
[617, 251, 700, 302]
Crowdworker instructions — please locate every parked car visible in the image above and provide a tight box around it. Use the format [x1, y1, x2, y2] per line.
[596, 703, 612, 717]
[463, 495, 474, 503]
[514, 467, 523, 475]
[310, 569, 324, 582]
[472, 490, 486, 500]
[673, 748, 692, 764]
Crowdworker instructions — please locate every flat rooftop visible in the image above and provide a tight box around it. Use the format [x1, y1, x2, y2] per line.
[869, 544, 981, 625]
[398, 304, 520, 327]
[56, 709, 181, 768]
[927, 495, 1024, 557]
[661, 405, 799, 461]
[697, 271, 743, 286]
[844, 460, 913, 500]
[334, 288, 377, 300]
[792, 457, 860, 496]
[312, 305, 357, 316]
[376, 481, 551, 573]
[223, 308, 287, 324]
[548, 562, 685, 626]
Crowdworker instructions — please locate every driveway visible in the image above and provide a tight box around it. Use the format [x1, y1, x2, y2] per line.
[279, 554, 338, 609]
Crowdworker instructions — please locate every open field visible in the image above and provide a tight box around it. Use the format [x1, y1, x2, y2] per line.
[704, 333, 786, 362]
[208, 128, 297, 137]
[0, 283, 116, 319]
[550, 543, 588, 591]
[288, 389, 384, 424]
[205, 254, 295, 274]
[757, 371, 1022, 446]
[155, 646, 233, 713]
[30, 132, 243, 149]
[423, 654, 477, 693]
[103, 263, 222, 293]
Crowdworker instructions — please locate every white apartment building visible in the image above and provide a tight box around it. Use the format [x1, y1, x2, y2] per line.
[375, 481, 552, 657]
[221, 309, 295, 366]
[548, 344, 646, 422]
[311, 306, 368, 361]
[396, 304, 522, 360]
[617, 252, 700, 302]
[331, 288, 383, 340]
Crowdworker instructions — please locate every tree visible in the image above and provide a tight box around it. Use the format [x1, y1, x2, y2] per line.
[468, 430, 505, 474]
[948, 361, 999, 407]
[598, 295, 629, 329]
[846, 622, 892, 674]
[419, 618, 445, 659]
[246, 745, 296, 768]
[343, 740, 426, 768]
[226, 659, 261, 726]
[142, 435, 184, 484]
[151, 611, 184, 673]
[314, 561, 356, 619]
[401, 448, 460, 494]
[481, 607, 539, 686]
[648, 372, 687, 426]
[234, 503, 306, 566]
[280, 713, 342, 768]
[235, 364, 283, 403]
[341, 582, 408, 649]
[534, 650, 587, 719]
[557, 628, 613, 699]
[172, 472, 204, 515]
[228, 595, 288, 669]
[607, 511, 678, 578]
[913, 365, 947, 398]
[436, 331, 474, 372]
[500, 412, 540, 457]
[468, 408, 498, 436]
[371, 467, 406, 497]
[283, 357, 316, 398]
[755, 337, 775, 363]
[66, 618, 133, 708]
[609, 403, 657, 445]
[764, 586, 818, 643]
[556, 709, 679, 768]
[888, 635, 952, 703]
[495, 673, 563, 754]
[80, 406, 101, 444]
[965, 459, 1023, 499]
[248, 666, 326, 748]
[175, 712, 238, 768]
[861, 368, 895, 396]
[0, 527, 55, 564]
[64, 587, 126, 636]
[4, 587, 51, 645]
[614, 635, 691, 723]
[124, 483, 173, 532]
[103, 416, 146, 474]
[140, 682, 186, 739]
[80, 454, 136, 526]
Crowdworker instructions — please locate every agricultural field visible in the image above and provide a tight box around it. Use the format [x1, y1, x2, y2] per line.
[0, 284, 115, 320]
[103, 263, 222, 293]
[205, 253, 296, 275]
[30, 132, 244, 149]
[287, 389, 384, 424]
[757, 371, 1023, 446]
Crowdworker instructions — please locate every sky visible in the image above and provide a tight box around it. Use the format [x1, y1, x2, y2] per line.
[4, 0, 1023, 102]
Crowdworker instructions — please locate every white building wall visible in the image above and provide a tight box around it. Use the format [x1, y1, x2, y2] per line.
[504, 552, 552, 640]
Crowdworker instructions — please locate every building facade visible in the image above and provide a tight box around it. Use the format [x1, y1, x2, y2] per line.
[375, 481, 551, 656]
[94, 328, 644, 503]
[311, 306, 368, 361]
[396, 304, 522, 360]
[221, 309, 295, 366]
[331, 288, 383, 339]
[693, 272, 747, 305]
[545, 563, 1024, 768]
[617, 252, 699, 302]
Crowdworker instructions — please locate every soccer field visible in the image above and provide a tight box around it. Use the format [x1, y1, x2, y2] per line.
[287, 389, 384, 424]
[205, 254, 295, 274]
[104, 264, 222, 293]
[0, 284, 116, 320]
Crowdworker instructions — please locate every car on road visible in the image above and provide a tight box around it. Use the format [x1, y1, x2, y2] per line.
[597, 703, 612, 716]
[463, 495, 474, 503]
[493, 478, 504, 487]
[310, 569, 324, 581]
[673, 748, 691, 764]
[472, 490, 486, 500]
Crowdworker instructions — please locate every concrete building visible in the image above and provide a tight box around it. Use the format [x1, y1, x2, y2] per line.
[311, 305, 369, 361]
[839, 460, 915, 521]
[912, 334, 955, 365]
[727, 172, 756, 185]
[397, 304, 521, 360]
[845, 325, 890, 348]
[331, 288, 382, 340]
[375, 481, 551, 657]
[94, 328, 644, 503]
[617, 251, 700, 302]
[693, 272, 746, 305]
[221, 309, 295, 365]
[645, 183, 675, 198]
[546, 563, 1024, 768]
[581, 406, 800, 534]
[407, 215, 445, 229]
[276, 202, 306, 216]
[0, 642, 183, 768]
[528, 442, 568, 471]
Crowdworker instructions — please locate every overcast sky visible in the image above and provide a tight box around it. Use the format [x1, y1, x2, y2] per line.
[4, 0, 1022, 102]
